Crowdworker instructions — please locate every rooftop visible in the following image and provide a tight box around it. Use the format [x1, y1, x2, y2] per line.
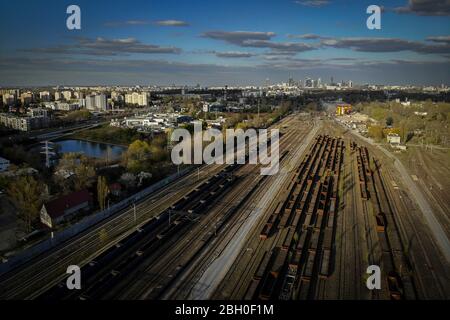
[43, 190, 92, 219]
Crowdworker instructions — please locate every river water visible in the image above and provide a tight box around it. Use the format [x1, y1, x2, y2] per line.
[55, 139, 126, 160]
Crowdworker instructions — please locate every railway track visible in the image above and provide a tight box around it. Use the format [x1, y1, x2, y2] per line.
[22, 113, 299, 300]
[213, 129, 429, 301]
[0, 163, 224, 299]
[119, 164, 259, 299]
[160, 121, 311, 299]
[353, 143, 417, 300]
[214, 132, 344, 300]
[100, 117, 302, 299]
[382, 169, 449, 299]
[38, 165, 241, 300]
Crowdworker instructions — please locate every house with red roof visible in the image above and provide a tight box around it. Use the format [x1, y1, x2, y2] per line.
[109, 182, 122, 197]
[40, 190, 92, 228]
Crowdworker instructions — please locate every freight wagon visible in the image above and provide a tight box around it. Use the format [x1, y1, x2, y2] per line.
[319, 249, 331, 279]
[301, 252, 316, 281]
[254, 251, 272, 280]
[270, 248, 288, 278]
[244, 279, 260, 300]
[309, 230, 319, 253]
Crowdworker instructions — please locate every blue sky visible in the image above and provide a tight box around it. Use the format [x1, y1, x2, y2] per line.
[0, 0, 449, 86]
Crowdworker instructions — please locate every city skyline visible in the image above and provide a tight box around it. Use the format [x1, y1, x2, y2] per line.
[0, 0, 449, 86]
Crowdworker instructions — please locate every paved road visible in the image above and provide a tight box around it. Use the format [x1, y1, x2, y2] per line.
[188, 121, 321, 299]
[343, 126, 450, 263]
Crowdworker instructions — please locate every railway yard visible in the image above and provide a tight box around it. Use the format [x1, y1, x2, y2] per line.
[0, 115, 448, 300]
[211, 121, 449, 300]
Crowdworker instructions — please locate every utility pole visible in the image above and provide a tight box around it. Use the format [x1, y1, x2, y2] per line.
[40, 141, 55, 168]
[257, 98, 260, 123]
[167, 130, 173, 152]
[133, 202, 137, 227]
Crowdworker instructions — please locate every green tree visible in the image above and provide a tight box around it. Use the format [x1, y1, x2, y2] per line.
[386, 116, 394, 127]
[7, 176, 44, 232]
[74, 163, 96, 191]
[65, 110, 92, 122]
[123, 140, 152, 173]
[368, 125, 384, 141]
[56, 153, 96, 192]
[97, 176, 109, 211]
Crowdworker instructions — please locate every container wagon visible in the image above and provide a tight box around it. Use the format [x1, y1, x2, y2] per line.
[260, 223, 272, 240]
[282, 227, 296, 251]
[244, 279, 260, 300]
[322, 228, 333, 250]
[254, 251, 272, 280]
[270, 248, 288, 278]
[376, 214, 386, 233]
[296, 230, 308, 253]
[258, 273, 277, 300]
[301, 252, 316, 281]
[278, 211, 291, 229]
[319, 249, 331, 279]
[387, 271, 404, 300]
[309, 230, 320, 253]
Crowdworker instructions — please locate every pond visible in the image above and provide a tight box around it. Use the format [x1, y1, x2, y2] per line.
[55, 139, 126, 160]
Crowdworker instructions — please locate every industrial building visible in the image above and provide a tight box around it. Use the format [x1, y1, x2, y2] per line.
[335, 104, 352, 116]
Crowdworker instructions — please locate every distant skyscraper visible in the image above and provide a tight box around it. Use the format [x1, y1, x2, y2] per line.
[288, 77, 294, 87]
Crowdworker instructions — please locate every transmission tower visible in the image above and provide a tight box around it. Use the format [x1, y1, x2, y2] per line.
[40, 141, 55, 168]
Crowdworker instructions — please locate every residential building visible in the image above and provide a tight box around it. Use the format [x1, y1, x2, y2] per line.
[387, 133, 401, 144]
[125, 92, 149, 106]
[0, 112, 49, 131]
[2, 93, 15, 106]
[62, 90, 73, 101]
[40, 190, 93, 228]
[27, 107, 48, 118]
[85, 95, 96, 110]
[20, 92, 34, 105]
[85, 94, 107, 111]
[39, 91, 51, 102]
[111, 91, 124, 102]
[0, 157, 10, 172]
[44, 102, 79, 111]
[74, 91, 84, 100]
[95, 94, 107, 110]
